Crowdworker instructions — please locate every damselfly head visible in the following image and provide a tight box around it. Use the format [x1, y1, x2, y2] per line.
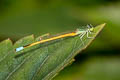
[75, 24, 94, 35]
[87, 24, 94, 32]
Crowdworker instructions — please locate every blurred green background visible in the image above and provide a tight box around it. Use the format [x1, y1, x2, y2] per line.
[0, 0, 120, 80]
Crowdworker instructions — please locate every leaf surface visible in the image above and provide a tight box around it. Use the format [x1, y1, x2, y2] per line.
[0, 23, 105, 80]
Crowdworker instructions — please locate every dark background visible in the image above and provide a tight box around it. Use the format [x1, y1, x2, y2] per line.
[0, 0, 120, 80]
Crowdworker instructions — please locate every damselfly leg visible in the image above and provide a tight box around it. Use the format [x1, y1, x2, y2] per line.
[87, 31, 94, 39]
[79, 32, 86, 45]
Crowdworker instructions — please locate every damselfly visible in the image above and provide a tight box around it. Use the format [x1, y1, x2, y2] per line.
[15, 24, 94, 52]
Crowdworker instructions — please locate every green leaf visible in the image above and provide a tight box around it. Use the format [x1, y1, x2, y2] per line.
[0, 23, 105, 80]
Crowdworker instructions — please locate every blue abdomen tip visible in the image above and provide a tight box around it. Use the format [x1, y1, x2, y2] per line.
[16, 47, 24, 52]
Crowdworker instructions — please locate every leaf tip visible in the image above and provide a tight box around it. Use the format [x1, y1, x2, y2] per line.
[102, 23, 106, 27]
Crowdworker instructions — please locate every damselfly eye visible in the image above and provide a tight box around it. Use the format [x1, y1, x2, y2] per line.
[90, 27, 94, 32]
[87, 24, 94, 32]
